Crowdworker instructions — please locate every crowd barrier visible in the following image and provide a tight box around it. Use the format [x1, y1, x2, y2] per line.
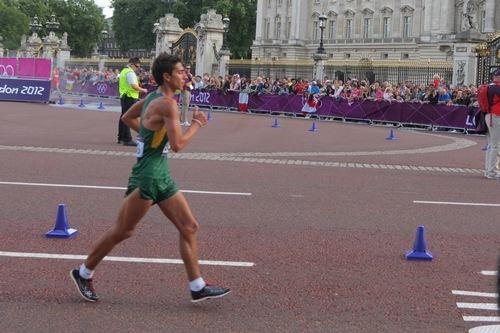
[0, 58, 52, 79]
[59, 80, 480, 132]
[0, 77, 51, 103]
[0, 58, 52, 103]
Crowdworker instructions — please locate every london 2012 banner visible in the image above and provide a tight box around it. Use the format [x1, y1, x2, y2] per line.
[0, 58, 52, 103]
[0, 77, 51, 103]
[0, 58, 52, 79]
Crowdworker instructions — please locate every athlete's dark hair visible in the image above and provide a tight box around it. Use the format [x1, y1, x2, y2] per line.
[152, 53, 182, 86]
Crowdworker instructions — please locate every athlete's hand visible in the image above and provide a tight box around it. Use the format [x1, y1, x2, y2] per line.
[192, 106, 207, 127]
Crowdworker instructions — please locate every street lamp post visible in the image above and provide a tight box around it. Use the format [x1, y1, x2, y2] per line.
[45, 14, 60, 32]
[29, 16, 43, 34]
[100, 30, 108, 56]
[221, 17, 230, 51]
[317, 13, 327, 54]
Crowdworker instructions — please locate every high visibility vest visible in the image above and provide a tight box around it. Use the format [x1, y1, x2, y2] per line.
[119, 67, 139, 99]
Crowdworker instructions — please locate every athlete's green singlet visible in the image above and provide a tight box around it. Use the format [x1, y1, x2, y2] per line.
[126, 91, 179, 203]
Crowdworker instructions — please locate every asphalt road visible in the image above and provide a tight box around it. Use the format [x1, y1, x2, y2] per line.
[0, 101, 498, 333]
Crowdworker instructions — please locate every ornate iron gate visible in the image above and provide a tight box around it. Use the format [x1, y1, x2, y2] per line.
[476, 33, 500, 85]
[170, 29, 197, 72]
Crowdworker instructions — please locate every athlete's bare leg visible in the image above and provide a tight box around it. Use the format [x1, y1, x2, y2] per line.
[158, 191, 201, 281]
[85, 189, 152, 269]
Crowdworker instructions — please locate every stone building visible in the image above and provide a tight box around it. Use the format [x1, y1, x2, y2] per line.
[248, 0, 499, 85]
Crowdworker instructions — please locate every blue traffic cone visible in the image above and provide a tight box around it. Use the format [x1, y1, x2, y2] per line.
[271, 118, 281, 128]
[308, 121, 318, 132]
[405, 225, 433, 261]
[78, 99, 85, 108]
[386, 129, 396, 140]
[98, 101, 105, 110]
[58, 96, 64, 105]
[482, 143, 489, 151]
[207, 111, 212, 122]
[45, 204, 78, 238]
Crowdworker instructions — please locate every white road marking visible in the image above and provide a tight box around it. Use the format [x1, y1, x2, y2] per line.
[481, 271, 498, 276]
[463, 317, 500, 322]
[469, 326, 500, 333]
[457, 303, 499, 311]
[0, 181, 252, 196]
[414, 200, 500, 207]
[452, 290, 499, 298]
[0, 251, 254, 267]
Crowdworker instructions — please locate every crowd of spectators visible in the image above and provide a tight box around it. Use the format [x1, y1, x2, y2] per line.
[55, 66, 479, 108]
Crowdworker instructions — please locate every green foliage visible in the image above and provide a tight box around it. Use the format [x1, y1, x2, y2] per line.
[111, 0, 165, 53]
[112, 0, 257, 59]
[0, 0, 30, 50]
[0, 0, 105, 57]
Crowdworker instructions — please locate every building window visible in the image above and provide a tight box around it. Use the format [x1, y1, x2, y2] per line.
[328, 20, 336, 40]
[382, 53, 388, 59]
[363, 18, 371, 39]
[345, 19, 352, 39]
[403, 16, 412, 38]
[383, 17, 391, 38]
[313, 21, 319, 40]
[278, 0, 282, 6]
[402, 53, 409, 59]
[275, 16, 281, 39]
[345, 53, 351, 59]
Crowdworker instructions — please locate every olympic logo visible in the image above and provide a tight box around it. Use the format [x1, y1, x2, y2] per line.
[0, 65, 15, 77]
[96, 82, 108, 95]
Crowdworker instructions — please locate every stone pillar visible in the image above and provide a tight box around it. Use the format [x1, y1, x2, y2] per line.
[484, 0, 495, 33]
[422, 0, 432, 41]
[57, 32, 71, 68]
[194, 10, 225, 76]
[313, 53, 328, 81]
[0, 36, 4, 57]
[255, 0, 264, 41]
[218, 49, 231, 77]
[156, 14, 183, 54]
[439, 0, 454, 35]
[452, 43, 478, 87]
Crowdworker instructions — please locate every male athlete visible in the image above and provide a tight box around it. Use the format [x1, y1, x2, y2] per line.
[70, 53, 230, 303]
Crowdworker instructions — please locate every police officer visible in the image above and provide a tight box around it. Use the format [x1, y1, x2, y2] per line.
[118, 57, 147, 146]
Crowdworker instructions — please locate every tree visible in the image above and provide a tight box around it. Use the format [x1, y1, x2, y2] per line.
[112, 0, 166, 53]
[0, 0, 105, 57]
[111, 0, 257, 59]
[51, 0, 106, 57]
[0, 0, 30, 50]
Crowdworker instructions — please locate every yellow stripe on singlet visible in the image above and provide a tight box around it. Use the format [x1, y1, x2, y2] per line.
[151, 128, 167, 148]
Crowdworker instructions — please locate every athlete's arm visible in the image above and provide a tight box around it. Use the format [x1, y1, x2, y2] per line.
[163, 100, 207, 152]
[122, 99, 146, 133]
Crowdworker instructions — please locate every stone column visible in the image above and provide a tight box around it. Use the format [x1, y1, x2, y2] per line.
[194, 10, 225, 76]
[57, 32, 71, 68]
[218, 49, 231, 77]
[422, 0, 432, 41]
[255, 0, 264, 41]
[483, 0, 495, 33]
[313, 53, 328, 81]
[156, 14, 183, 54]
[439, 0, 454, 35]
[452, 43, 478, 87]
[0, 36, 4, 57]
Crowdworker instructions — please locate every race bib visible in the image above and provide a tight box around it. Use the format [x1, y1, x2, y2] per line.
[135, 136, 144, 158]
